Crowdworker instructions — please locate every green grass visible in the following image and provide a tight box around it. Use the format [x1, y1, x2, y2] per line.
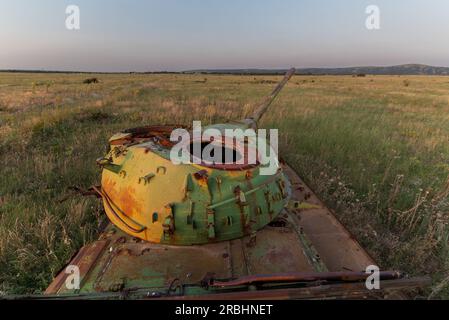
[1, 73, 449, 297]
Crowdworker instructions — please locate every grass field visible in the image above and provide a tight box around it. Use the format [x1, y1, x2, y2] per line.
[1, 72, 449, 297]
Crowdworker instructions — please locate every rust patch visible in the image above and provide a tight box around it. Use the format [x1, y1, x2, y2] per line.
[102, 178, 143, 220]
[45, 240, 110, 294]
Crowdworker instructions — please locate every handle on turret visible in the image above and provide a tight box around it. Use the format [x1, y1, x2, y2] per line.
[249, 68, 296, 126]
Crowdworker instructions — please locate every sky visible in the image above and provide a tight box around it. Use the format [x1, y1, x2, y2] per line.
[1, 0, 449, 72]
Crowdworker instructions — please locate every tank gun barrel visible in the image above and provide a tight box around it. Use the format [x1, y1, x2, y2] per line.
[248, 68, 296, 126]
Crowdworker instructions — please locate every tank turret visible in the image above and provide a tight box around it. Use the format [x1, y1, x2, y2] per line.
[95, 69, 296, 245]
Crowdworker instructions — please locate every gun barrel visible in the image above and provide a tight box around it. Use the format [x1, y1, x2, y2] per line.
[250, 68, 296, 124]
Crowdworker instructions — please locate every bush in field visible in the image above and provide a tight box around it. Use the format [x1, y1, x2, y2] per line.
[83, 78, 99, 84]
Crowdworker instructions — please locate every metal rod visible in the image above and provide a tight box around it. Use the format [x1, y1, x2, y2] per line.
[210, 271, 403, 288]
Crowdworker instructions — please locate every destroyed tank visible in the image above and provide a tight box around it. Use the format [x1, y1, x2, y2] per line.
[40, 69, 429, 300]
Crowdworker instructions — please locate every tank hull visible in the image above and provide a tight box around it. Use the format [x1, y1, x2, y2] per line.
[43, 164, 429, 299]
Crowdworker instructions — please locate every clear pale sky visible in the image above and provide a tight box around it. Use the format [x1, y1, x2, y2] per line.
[1, 0, 449, 72]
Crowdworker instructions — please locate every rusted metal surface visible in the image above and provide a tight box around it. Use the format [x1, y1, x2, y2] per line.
[45, 239, 110, 294]
[156, 277, 431, 301]
[283, 165, 376, 272]
[42, 164, 429, 299]
[47, 215, 317, 295]
[109, 125, 183, 147]
[14, 277, 430, 301]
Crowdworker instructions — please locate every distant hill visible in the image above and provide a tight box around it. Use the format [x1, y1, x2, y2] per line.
[2, 64, 449, 75]
[187, 64, 449, 76]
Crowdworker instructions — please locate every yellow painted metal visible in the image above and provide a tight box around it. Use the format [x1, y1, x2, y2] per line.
[101, 145, 192, 243]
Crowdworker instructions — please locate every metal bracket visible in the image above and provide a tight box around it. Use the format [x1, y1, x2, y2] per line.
[235, 186, 251, 227]
[138, 173, 155, 185]
[277, 179, 288, 198]
[207, 209, 216, 239]
[163, 205, 175, 239]
[157, 166, 167, 175]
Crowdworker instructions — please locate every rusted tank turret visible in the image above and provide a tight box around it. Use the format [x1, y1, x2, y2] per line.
[93, 69, 295, 245]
